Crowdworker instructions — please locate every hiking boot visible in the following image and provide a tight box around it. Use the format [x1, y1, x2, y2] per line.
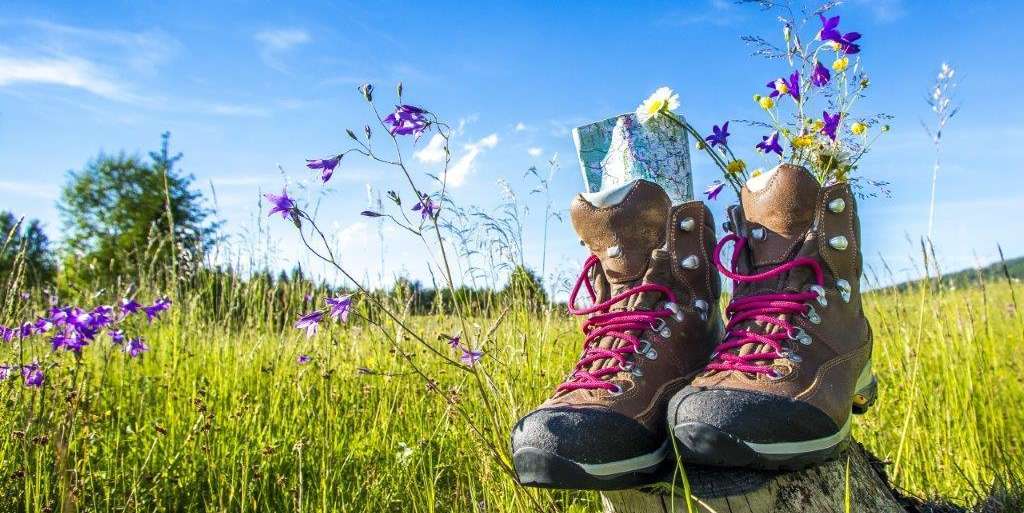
[668, 164, 876, 471]
[511, 179, 722, 490]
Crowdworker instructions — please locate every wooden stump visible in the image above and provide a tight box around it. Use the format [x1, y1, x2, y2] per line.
[601, 442, 907, 513]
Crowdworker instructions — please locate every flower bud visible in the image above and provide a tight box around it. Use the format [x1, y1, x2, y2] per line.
[397, 81, 404, 98]
[360, 210, 384, 218]
[358, 83, 374, 102]
[364, 125, 372, 140]
[881, 125, 891, 133]
[696, 140, 707, 150]
[346, 129, 358, 141]
[783, 23, 792, 42]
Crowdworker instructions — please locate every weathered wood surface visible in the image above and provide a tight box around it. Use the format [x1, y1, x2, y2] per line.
[601, 442, 906, 513]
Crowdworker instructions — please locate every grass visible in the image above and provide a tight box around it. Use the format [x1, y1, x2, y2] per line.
[1, 268, 1021, 512]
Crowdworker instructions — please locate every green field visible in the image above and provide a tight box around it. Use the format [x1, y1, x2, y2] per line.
[1, 267, 1021, 513]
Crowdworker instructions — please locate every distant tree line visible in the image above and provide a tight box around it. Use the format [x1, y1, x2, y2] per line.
[1, 133, 550, 322]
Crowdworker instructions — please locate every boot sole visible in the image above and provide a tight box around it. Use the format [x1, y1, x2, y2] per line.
[672, 365, 877, 471]
[512, 441, 670, 490]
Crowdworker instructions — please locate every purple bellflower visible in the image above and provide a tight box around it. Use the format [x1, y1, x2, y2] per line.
[384, 105, 429, 137]
[818, 14, 861, 54]
[756, 132, 784, 156]
[704, 181, 726, 201]
[306, 156, 341, 183]
[822, 111, 842, 140]
[812, 61, 831, 87]
[767, 71, 801, 102]
[412, 194, 436, 220]
[21, 362, 44, 388]
[126, 338, 149, 358]
[264, 188, 296, 220]
[294, 311, 324, 338]
[297, 354, 312, 364]
[705, 122, 730, 148]
[326, 296, 352, 322]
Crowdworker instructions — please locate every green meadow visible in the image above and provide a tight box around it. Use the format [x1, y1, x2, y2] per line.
[1, 262, 1021, 512]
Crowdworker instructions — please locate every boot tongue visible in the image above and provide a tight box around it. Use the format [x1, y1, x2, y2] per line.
[739, 164, 820, 272]
[568, 180, 671, 378]
[570, 179, 671, 295]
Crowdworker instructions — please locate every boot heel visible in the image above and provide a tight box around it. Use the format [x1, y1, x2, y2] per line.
[851, 375, 877, 415]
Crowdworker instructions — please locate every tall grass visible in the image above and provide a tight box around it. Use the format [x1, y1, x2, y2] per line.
[1, 246, 1021, 512]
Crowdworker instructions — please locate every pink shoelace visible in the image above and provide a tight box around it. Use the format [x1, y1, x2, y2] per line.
[559, 255, 677, 393]
[708, 232, 825, 376]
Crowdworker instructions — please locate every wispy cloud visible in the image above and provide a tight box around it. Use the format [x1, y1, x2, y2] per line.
[514, 122, 528, 132]
[205, 103, 271, 117]
[527, 147, 543, 157]
[445, 134, 499, 188]
[255, 29, 311, 72]
[0, 55, 130, 101]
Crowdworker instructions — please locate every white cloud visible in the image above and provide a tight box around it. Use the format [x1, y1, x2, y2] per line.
[254, 29, 311, 72]
[414, 133, 448, 164]
[527, 147, 544, 157]
[0, 55, 129, 101]
[444, 134, 499, 188]
[337, 222, 370, 247]
[514, 122, 527, 132]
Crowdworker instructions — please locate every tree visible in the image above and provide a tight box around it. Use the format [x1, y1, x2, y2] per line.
[502, 265, 547, 308]
[58, 132, 220, 283]
[0, 212, 57, 288]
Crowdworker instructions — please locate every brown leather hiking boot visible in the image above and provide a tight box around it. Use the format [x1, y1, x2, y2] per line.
[511, 179, 722, 490]
[668, 163, 876, 471]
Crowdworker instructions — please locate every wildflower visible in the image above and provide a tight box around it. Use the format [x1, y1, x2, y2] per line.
[19, 291, 29, 301]
[447, 335, 461, 349]
[851, 122, 868, 135]
[751, 168, 765, 178]
[767, 72, 800, 102]
[695, 140, 706, 150]
[792, 135, 816, 148]
[817, 13, 861, 54]
[120, 298, 142, 315]
[384, 105, 429, 137]
[758, 96, 775, 110]
[264, 188, 297, 220]
[0, 326, 13, 342]
[306, 156, 342, 183]
[881, 124, 891, 133]
[21, 362, 43, 388]
[109, 329, 125, 345]
[298, 354, 312, 364]
[725, 159, 746, 175]
[810, 145, 852, 178]
[18, 322, 34, 338]
[34, 317, 52, 334]
[812, 61, 831, 87]
[325, 295, 352, 322]
[294, 311, 324, 338]
[411, 194, 436, 220]
[705, 122, 730, 148]
[811, 119, 825, 132]
[0, 364, 10, 381]
[755, 132, 784, 156]
[143, 298, 172, 322]
[821, 111, 842, 140]
[635, 87, 680, 123]
[460, 348, 484, 367]
[832, 57, 849, 73]
[126, 338, 149, 358]
[704, 181, 726, 201]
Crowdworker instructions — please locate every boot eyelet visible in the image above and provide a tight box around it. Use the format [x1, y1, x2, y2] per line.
[678, 217, 695, 232]
[789, 327, 813, 345]
[751, 227, 767, 241]
[805, 305, 822, 324]
[650, 318, 668, 333]
[810, 285, 827, 306]
[778, 349, 802, 363]
[836, 279, 852, 303]
[646, 349, 658, 360]
[768, 366, 791, 380]
[693, 299, 710, 321]
[608, 384, 623, 395]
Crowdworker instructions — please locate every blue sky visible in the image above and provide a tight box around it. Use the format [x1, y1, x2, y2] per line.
[0, 0, 1021, 293]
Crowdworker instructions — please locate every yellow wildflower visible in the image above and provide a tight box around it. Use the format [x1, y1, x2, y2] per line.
[811, 119, 825, 131]
[851, 122, 867, 135]
[751, 168, 764, 178]
[758, 96, 775, 110]
[832, 57, 849, 72]
[726, 159, 747, 175]
[792, 135, 815, 148]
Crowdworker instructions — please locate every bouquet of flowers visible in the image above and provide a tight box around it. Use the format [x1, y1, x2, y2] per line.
[634, 3, 890, 200]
